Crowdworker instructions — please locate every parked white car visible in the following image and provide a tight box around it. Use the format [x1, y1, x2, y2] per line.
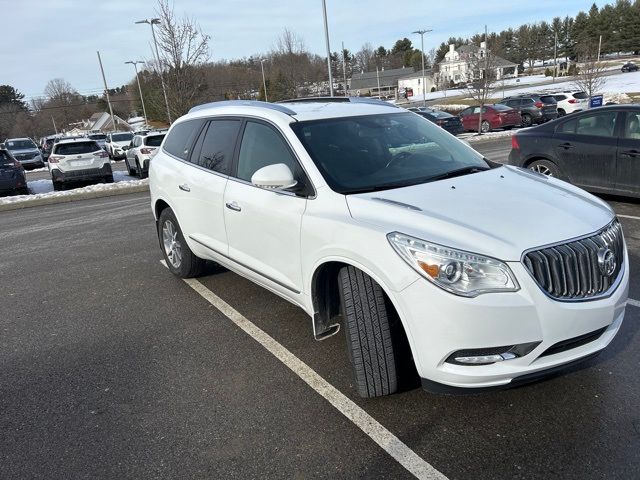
[124, 131, 166, 178]
[149, 99, 628, 397]
[48, 138, 112, 190]
[105, 132, 134, 160]
[553, 91, 589, 116]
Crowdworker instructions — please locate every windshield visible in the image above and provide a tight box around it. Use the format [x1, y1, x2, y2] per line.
[112, 133, 133, 142]
[89, 134, 107, 140]
[6, 139, 37, 150]
[145, 134, 165, 147]
[291, 112, 488, 194]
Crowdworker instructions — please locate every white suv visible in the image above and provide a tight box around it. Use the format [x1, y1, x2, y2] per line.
[49, 138, 112, 190]
[105, 132, 134, 160]
[553, 91, 589, 116]
[124, 131, 166, 178]
[150, 99, 628, 397]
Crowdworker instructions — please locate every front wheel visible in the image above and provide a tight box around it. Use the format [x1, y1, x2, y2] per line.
[528, 159, 562, 178]
[158, 208, 206, 278]
[521, 114, 533, 127]
[480, 120, 490, 133]
[339, 266, 399, 398]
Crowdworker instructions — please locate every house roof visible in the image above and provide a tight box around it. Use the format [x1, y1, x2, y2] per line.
[350, 67, 414, 90]
[398, 69, 434, 80]
[442, 44, 516, 68]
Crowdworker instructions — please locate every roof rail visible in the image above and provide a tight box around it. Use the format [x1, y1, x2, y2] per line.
[278, 96, 398, 108]
[188, 100, 296, 115]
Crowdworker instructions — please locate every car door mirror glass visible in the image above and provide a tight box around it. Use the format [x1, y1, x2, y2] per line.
[251, 163, 297, 190]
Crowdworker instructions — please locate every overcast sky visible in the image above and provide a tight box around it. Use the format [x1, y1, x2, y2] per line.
[4, 0, 597, 102]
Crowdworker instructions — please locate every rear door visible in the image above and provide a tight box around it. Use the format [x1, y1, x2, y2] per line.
[616, 110, 640, 195]
[461, 107, 480, 131]
[552, 110, 619, 191]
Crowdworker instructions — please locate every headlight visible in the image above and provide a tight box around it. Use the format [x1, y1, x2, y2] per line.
[387, 232, 519, 297]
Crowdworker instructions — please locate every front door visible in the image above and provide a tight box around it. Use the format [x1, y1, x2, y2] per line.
[552, 110, 619, 191]
[616, 110, 640, 196]
[223, 120, 310, 296]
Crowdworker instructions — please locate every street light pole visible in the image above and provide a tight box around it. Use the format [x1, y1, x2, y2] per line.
[126, 61, 148, 126]
[321, 0, 334, 96]
[260, 59, 268, 102]
[412, 29, 432, 108]
[136, 18, 172, 124]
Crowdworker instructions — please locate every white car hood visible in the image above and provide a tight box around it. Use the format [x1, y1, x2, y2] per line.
[346, 166, 615, 261]
[113, 141, 130, 147]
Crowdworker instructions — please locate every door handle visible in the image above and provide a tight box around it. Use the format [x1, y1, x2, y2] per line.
[225, 201, 241, 212]
[557, 143, 574, 150]
[178, 184, 190, 192]
[621, 149, 640, 157]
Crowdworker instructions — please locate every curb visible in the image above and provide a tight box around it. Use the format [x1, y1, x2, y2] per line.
[0, 183, 149, 212]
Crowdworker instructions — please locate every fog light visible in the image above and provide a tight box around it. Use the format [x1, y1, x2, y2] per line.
[454, 352, 518, 365]
[447, 342, 540, 366]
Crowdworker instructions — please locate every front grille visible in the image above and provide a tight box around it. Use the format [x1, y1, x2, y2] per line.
[16, 152, 37, 160]
[523, 220, 624, 300]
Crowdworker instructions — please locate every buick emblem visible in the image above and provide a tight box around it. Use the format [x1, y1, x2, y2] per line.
[597, 247, 616, 277]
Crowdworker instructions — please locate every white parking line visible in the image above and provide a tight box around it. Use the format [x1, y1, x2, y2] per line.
[628, 298, 640, 308]
[160, 261, 447, 480]
[618, 214, 640, 221]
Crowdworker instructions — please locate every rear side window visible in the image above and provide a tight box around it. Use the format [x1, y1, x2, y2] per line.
[192, 120, 241, 174]
[145, 135, 165, 147]
[54, 142, 100, 155]
[558, 112, 617, 137]
[554, 95, 567, 101]
[492, 104, 511, 111]
[540, 95, 557, 104]
[573, 92, 588, 99]
[163, 120, 204, 160]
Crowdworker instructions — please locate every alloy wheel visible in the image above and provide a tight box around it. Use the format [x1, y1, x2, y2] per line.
[162, 220, 183, 268]
[530, 164, 552, 176]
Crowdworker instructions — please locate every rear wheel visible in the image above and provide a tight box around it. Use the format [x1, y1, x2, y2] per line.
[557, 108, 566, 117]
[528, 159, 562, 178]
[125, 158, 136, 176]
[521, 114, 533, 127]
[158, 208, 206, 278]
[52, 182, 64, 191]
[480, 120, 490, 133]
[136, 158, 147, 179]
[339, 265, 398, 398]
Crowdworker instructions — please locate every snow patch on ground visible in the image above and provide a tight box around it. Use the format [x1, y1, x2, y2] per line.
[461, 128, 526, 143]
[0, 173, 146, 205]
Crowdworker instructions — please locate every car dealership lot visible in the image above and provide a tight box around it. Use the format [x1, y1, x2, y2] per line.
[1, 181, 639, 479]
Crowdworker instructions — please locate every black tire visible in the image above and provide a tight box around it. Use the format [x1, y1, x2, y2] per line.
[158, 208, 206, 278]
[17, 187, 29, 195]
[521, 114, 533, 127]
[557, 108, 566, 117]
[136, 158, 147, 179]
[53, 182, 64, 191]
[104, 175, 114, 184]
[125, 158, 136, 176]
[339, 266, 398, 398]
[528, 159, 563, 179]
[480, 120, 490, 133]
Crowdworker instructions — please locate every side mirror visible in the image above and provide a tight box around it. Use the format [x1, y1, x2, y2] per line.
[251, 163, 297, 190]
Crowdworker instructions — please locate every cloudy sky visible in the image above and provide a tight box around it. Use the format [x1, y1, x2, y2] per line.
[4, 0, 597, 102]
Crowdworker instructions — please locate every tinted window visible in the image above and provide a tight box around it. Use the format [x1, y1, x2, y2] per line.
[145, 134, 165, 147]
[492, 104, 512, 111]
[503, 100, 518, 107]
[54, 141, 100, 155]
[540, 95, 557, 104]
[163, 120, 204, 160]
[554, 95, 567, 101]
[558, 112, 617, 137]
[521, 98, 535, 105]
[237, 121, 301, 183]
[112, 133, 133, 142]
[88, 134, 107, 140]
[193, 120, 241, 174]
[623, 112, 640, 140]
[573, 92, 588, 99]
[291, 112, 488, 194]
[460, 108, 472, 117]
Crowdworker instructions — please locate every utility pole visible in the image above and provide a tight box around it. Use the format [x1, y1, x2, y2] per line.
[260, 59, 268, 102]
[125, 61, 148, 126]
[553, 31, 558, 83]
[321, 0, 334, 96]
[136, 18, 172, 124]
[412, 29, 432, 107]
[597, 34, 602, 62]
[51, 116, 58, 135]
[96, 51, 116, 132]
[341, 41, 348, 96]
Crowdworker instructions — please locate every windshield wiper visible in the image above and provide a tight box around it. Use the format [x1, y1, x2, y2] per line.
[426, 166, 490, 182]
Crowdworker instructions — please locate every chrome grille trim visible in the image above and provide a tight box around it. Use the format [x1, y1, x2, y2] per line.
[522, 219, 624, 301]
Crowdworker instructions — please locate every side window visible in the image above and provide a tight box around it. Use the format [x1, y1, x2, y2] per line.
[193, 120, 242, 174]
[575, 112, 617, 137]
[623, 113, 640, 140]
[236, 121, 304, 186]
[558, 118, 577, 134]
[472, 107, 481, 114]
[163, 120, 204, 160]
[460, 108, 472, 117]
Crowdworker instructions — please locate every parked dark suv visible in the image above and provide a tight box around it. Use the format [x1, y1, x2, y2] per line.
[502, 94, 558, 127]
[0, 147, 28, 195]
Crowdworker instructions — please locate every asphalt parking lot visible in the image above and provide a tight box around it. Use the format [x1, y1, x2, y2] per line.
[1, 142, 639, 479]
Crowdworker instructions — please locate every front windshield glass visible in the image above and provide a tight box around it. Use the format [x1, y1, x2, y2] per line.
[89, 134, 107, 140]
[112, 133, 133, 142]
[6, 139, 37, 150]
[291, 112, 488, 194]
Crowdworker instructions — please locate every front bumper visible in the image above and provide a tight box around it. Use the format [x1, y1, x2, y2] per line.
[18, 157, 45, 169]
[51, 163, 112, 184]
[393, 252, 629, 390]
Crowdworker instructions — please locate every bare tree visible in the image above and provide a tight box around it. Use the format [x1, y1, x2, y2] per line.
[154, 0, 211, 118]
[465, 48, 499, 134]
[573, 45, 607, 99]
[354, 43, 375, 73]
[44, 78, 78, 103]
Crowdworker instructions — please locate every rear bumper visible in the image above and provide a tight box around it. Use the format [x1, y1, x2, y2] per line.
[0, 175, 26, 192]
[51, 163, 112, 183]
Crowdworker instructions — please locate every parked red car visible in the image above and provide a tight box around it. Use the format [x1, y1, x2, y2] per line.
[459, 104, 522, 132]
